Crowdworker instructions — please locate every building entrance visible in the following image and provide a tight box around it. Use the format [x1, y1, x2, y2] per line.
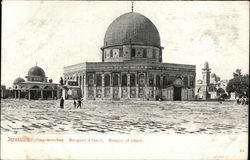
[174, 87, 182, 101]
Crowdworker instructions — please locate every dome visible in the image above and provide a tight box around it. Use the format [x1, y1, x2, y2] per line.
[28, 66, 45, 77]
[14, 77, 25, 84]
[104, 12, 161, 48]
[211, 73, 216, 78]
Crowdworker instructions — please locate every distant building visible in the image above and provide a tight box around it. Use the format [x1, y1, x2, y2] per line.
[13, 66, 60, 100]
[1, 85, 7, 99]
[196, 62, 228, 100]
[63, 10, 196, 101]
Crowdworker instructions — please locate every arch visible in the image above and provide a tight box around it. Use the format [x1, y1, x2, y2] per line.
[31, 85, 40, 89]
[44, 86, 53, 90]
[217, 88, 225, 96]
[104, 74, 110, 87]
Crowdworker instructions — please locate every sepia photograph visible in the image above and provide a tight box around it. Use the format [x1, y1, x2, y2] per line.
[1, 1, 249, 159]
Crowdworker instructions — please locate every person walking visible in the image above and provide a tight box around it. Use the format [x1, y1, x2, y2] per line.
[60, 97, 64, 109]
[77, 98, 82, 109]
[73, 100, 76, 108]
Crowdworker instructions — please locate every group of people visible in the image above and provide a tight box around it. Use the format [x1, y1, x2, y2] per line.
[235, 96, 249, 105]
[73, 99, 83, 109]
[59, 97, 83, 109]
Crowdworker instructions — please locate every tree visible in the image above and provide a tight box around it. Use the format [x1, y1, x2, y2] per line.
[215, 75, 221, 82]
[226, 69, 249, 97]
[233, 69, 242, 78]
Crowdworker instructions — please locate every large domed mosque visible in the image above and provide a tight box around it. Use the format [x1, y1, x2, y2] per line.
[63, 5, 196, 101]
[13, 65, 59, 100]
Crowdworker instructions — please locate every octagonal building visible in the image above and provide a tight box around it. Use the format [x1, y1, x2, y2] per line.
[63, 11, 196, 101]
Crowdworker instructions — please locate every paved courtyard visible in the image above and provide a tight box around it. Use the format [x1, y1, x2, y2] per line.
[1, 99, 248, 134]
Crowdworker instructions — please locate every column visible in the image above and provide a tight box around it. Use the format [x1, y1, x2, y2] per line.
[110, 73, 113, 99]
[41, 90, 43, 99]
[102, 73, 105, 99]
[153, 74, 156, 99]
[160, 75, 163, 88]
[84, 74, 88, 100]
[187, 75, 190, 87]
[135, 72, 139, 98]
[18, 90, 20, 99]
[14, 90, 16, 99]
[28, 90, 31, 100]
[127, 73, 130, 98]
[160, 75, 163, 98]
[81, 74, 84, 97]
[143, 72, 147, 100]
[52, 90, 54, 99]
[118, 73, 122, 98]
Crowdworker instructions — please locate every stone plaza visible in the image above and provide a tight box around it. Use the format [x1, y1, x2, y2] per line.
[1, 99, 248, 134]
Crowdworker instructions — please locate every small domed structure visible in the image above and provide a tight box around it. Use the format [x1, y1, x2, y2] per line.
[28, 66, 46, 77]
[13, 77, 25, 84]
[204, 61, 209, 69]
[211, 73, 216, 78]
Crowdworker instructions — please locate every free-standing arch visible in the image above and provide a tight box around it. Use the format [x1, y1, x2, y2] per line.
[30, 85, 41, 100]
[43, 86, 53, 99]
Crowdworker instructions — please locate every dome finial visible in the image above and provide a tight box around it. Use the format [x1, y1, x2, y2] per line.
[131, 1, 134, 12]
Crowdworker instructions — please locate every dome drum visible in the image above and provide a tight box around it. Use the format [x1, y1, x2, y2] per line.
[103, 45, 162, 62]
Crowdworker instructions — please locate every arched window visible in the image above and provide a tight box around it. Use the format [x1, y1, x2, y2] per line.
[131, 49, 135, 57]
[184, 76, 188, 86]
[130, 74, 136, 87]
[139, 74, 145, 87]
[143, 49, 147, 58]
[149, 74, 154, 87]
[119, 49, 123, 57]
[96, 74, 102, 87]
[32, 85, 40, 89]
[104, 74, 110, 87]
[190, 76, 194, 87]
[88, 74, 94, 86]
[110, 50, 113, 58]
[113, 74, 119, 87]
[122, 74, 127, 87]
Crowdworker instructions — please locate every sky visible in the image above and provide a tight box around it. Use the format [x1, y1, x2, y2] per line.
[2, 1, 249, 87]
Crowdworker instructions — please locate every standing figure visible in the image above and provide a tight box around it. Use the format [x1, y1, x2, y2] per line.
[77, 98, 82, 109]
[60, 97, 64, 109]
[60, 77, 64, 86]
[73, 100, 76, 108]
